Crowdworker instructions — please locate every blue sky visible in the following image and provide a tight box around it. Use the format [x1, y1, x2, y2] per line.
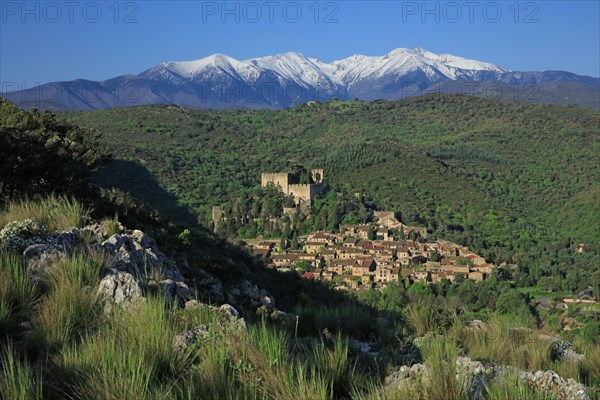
[1, 1, 599, 86]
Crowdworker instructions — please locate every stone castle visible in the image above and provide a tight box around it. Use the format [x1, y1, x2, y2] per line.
[261, 169, 326, 208]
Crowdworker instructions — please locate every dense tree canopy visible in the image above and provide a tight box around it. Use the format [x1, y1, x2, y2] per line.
[0, 99, 107, 200]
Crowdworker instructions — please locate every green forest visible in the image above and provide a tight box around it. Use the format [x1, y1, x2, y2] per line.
[1, 96, 599, 399]
[64, 94, 599, 294]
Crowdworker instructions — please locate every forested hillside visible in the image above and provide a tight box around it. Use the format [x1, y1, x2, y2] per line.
[2, 97, 599, 399]
[64, 94, 599, 290]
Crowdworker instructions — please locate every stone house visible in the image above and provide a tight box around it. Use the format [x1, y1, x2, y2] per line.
[356, 225, 373, 240]
[468, 271, 486, 282]
[339, 248, 365, 260]
[303, 241, 326, 253]
[339, 225, 357, 236]
[376, 267, 400, 283]
[271, 253, 299, 268]
[414, 270, 431, 282]
[321, 249, 337, 262]
[328, 259, 355, 275]
[343, 238, 358, 248]
[351, 259, 376, 277]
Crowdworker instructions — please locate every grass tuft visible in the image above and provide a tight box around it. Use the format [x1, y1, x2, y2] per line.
[0, 195, 90, 233]
[0, 345, 43, 400]
[0, 250, 37, 336]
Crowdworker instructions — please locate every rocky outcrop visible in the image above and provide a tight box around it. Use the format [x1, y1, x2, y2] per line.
[184, 300, 247, 331]
[383, 355, 590, 400]
[50, 228, 84, 249]
[226, 280, 275, 310]
[173, 303, 248, 354]
[190, 267, 225, 303]
[100, 230, 177, 276]
[22, 228, 87, 279]
[174, 325, 210, 351]
[17, 224, 280, 331]
[538, 334, 586, 364]
[23, 243, 62, 278]
[95, 230, 194, 310]
[95, 271, 145, 312]
[509, 368, 589, 400]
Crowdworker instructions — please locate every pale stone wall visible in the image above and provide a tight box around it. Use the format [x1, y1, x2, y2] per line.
[262, 171, 326, 208]
[261, 173, 290, 194]
[288, 184, 312, 205]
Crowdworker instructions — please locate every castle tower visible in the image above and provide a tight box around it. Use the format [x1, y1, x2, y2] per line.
[310, 169, 324, 184]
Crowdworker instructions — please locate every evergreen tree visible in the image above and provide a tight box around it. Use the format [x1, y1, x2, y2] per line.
[291, 231, 299, 250]
[281, 222, 291, 250]
[367, 226, 375, 240]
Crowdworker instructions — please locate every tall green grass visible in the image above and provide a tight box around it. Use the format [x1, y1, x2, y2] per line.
[30, 251, 110, 353]
[450, 316, 552, 371]
[0, 195, 90, 232]
[421, 336, 466, 400]
[101, 213, 122, 237]
[404, 300, 464, 337]
[0, 345, 43, 400]
[181, 317, 373, 400]
[0, 250, 37, 336]
[51, 295, 189, 399]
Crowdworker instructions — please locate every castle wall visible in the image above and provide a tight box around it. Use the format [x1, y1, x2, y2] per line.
[288, 184, 311, 205]
[261, 173, 290, 194]
[262, 170, 326, 208]
[289, 183, 326, 205]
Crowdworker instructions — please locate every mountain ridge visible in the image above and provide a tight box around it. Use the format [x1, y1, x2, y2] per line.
[3, 48, 599, 110]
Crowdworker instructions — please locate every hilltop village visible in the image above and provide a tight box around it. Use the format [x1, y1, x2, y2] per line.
[247, 218, 493, 291]
[238, 170, 495, 291]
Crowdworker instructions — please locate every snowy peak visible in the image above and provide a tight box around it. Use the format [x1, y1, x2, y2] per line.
[246, 51, 337, 88]
[148, 47, 509, 87]
[148, 54, 260, 83]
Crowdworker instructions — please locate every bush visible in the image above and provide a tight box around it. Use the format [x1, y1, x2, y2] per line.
[0, 99, 108, 199]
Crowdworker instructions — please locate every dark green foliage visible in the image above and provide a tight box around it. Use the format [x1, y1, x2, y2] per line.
[495, 289, 537, 326]
[0, 99, 107, 200]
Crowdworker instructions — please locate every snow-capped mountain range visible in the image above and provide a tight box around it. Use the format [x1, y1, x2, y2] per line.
[149, 48, 508, 86]
[3, 48, 599, 110]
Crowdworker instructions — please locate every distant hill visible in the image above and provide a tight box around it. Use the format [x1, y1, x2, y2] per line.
[4, 48, 599, 110]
